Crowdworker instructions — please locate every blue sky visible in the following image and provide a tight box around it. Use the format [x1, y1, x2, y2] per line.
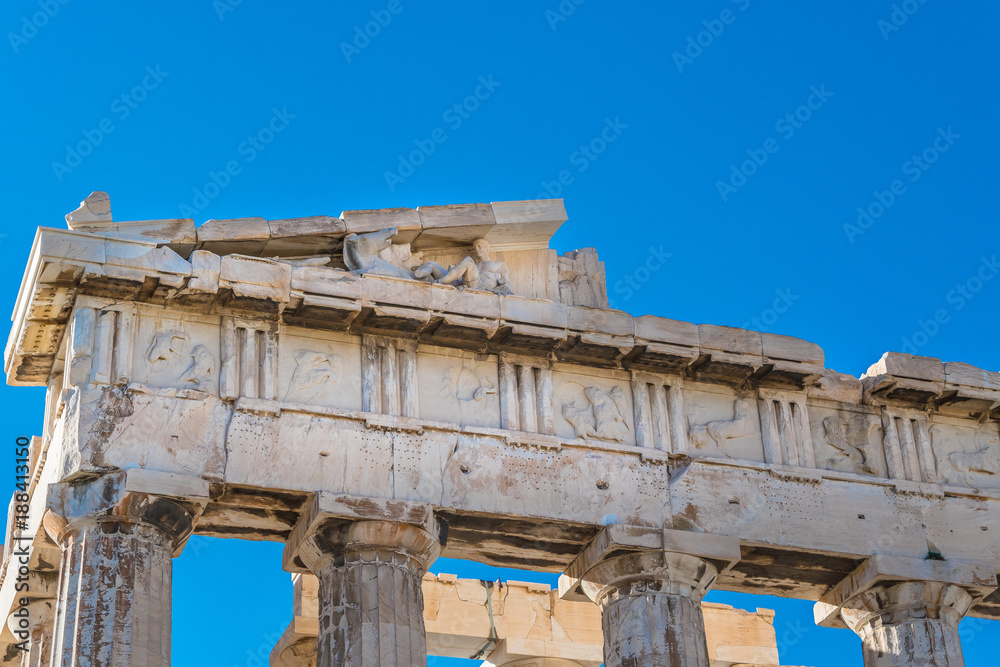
[2, 1, 998, 665]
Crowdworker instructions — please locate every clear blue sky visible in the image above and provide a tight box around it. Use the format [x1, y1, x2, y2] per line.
[2, 1, 998, 665]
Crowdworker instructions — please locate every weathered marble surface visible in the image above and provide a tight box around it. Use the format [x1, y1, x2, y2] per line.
[2, 196, 998, 666]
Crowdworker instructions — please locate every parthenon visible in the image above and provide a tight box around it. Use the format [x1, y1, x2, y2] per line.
[1, 192, 997, 665]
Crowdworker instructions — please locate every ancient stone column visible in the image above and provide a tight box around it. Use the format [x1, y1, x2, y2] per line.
[6, 599, 55, 667]
[486, 660, 588, 667]
[42, 472, 205, 667]
[840, 581, 973, 667]
[296, 520, 441, 667]
[581, 552, 718, 667]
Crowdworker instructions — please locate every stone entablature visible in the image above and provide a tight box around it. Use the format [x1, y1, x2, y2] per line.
[2, 193, 998, 665]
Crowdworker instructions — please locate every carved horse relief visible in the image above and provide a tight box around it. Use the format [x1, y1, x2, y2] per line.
[821, 414, 879, 475]
[688, 397, 756, 452]
[932, 425, 1000, 487]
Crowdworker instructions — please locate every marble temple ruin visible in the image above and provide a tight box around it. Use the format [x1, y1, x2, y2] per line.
[0, 192, 998, 666]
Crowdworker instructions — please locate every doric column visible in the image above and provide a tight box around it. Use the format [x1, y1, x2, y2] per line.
[487, 659, 588, 667]
[6, 599, 55, 667]
[41, 471, 208, 667]
[840, 582, 972, 667]
[565, 526, 740, 667]
[814, 555, 997, 667]
[284, 494, 443, 667]
[583, 552, 716, 667]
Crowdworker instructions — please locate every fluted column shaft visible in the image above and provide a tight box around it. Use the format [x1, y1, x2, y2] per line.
[50, 520, 174, 666]
[305, 520, 441, 667]
[7, 599, 55, 667]
[841, 581, 973, 667]
[489, 660, 587, 667]
[41, 473, 203, 667]
[582, 552, 718, 667]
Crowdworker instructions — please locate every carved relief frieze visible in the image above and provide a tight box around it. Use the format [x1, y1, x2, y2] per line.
[284, 350, 342, 404]
[558, 382, 630, 442]
[818, 413, 882, 476]
[683, 385, 764, 462]
[930, 421, 1000, 489]
[278, 329, 362, 412]
[416, 346, 500, 429]
[689, 397, 756, 452]
[145, 331, 216, 394]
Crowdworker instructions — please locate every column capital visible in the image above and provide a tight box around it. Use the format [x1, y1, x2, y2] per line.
[558, 525, 741, 602]
[580, 551, 719, 608]
[283, 492, 443, 574]
[838, 581, 974, 635]
[41, 469, 209, 555]
[814, 554, 997, 629]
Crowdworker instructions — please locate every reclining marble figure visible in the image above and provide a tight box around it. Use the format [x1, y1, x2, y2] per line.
[343, 227, 415, 279]
[345, 227, 513, 295]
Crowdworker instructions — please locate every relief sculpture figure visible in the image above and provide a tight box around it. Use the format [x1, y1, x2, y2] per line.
[344, 228, 513, 295]
[147, 331, 191, 372]
[343, 227, 415, 279]
[146, 331, 216, 393]
[414, 238, 513, 295]
[285, 350, 341, 404]
[587, 386, 630, 442]
[822, 415, 876, 475]
[948, 440, 1000, 487]
[179, 345, 215, 393]
[560, 382, 630, 442]
[689, 398, 756, 450]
